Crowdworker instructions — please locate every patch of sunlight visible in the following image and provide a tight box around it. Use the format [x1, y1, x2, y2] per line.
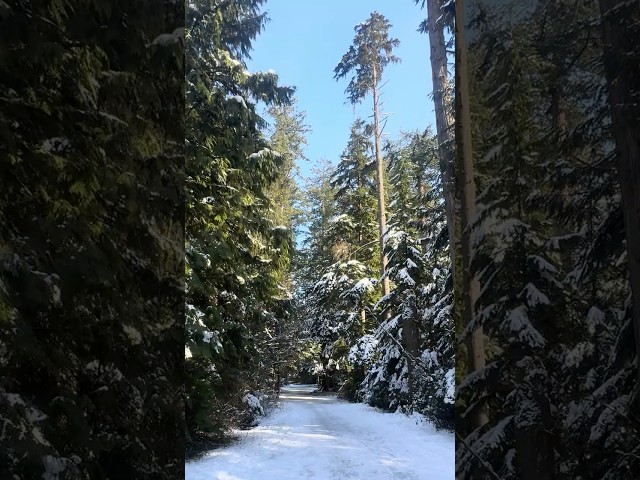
[296, 433, 336, 441]
[279, 395, 334, 401]
[267, 438, 310, 448]
[215, 472, 244, 480]
[379, 457, 408, 467]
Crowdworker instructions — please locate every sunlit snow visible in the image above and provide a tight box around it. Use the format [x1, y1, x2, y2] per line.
[186, 384, 454, 480]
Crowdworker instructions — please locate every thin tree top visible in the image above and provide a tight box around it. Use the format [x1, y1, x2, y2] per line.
[334, 11, 401, 105]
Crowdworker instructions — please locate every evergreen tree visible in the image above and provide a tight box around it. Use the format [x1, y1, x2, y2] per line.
[185, 0, 296, 452]
[264, 97, 310, 391]
[335, 12, 401, 298]
[599, 0, 640, 404]
[295, 159, 337, 290]
[298, 142, 380, 394]
[455, 0, 640, 477]
[455, 0, 488, 435]
[304, 259, 376, 393]
[0, 1, 184, 477]
[363, 132, 454, 428]
[266, 97, 309, 236]
[330, 119, 380, 271]
[290, 11, 456, 433]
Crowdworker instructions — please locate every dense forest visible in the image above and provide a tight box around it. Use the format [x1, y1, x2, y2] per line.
[1, 1, 184, 478]
[184, 0, 458, 453]
[454, 0, 640, 478]
[186, 0, 640, 475]
[2, 0, 636, 477]
[185, 0, 298, 452]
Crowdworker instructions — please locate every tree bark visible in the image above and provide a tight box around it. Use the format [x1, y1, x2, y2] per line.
[515, 387, 554, 480]
[417, 177, 430, 254]
[402, 304, 421, 399]
[274, 372, 281, 395]
[427, 0, 456, 272]
[550, 83, 575, 277]
[372, 63, 391, 298]
[455, 0, 488, 428]
[598, 0, 640, 401]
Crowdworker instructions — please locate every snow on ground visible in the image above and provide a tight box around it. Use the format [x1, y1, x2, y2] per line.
[186, 384, 454, 480]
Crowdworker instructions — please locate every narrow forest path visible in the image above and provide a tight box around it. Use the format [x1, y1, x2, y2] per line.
[186, 384, 454, 480]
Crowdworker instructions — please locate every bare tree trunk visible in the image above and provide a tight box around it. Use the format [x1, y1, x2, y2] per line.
[372, 63, 390, 298]
[550, 84, 575, 276]
[599, 0, 640, 402]
[455, 0, 488, 428]
[427, 0, 456, 271]
[402, 304, 421, 399]
[515, 388, 554, 480]
[417, 177, 430, 254]
[274, 372, 281, 395]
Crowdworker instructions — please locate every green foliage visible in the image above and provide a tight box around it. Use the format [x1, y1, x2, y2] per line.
[302, 259, 376, 391]
[266, 97, 310, 261]
[297, 127, 454, 430]
[295, 159, 338, 288]
[296, 119, 385, 393]
[330, 119, 380, 270]
[0, 1, 184, 478]
[185, 0, 299, 450]
[334, 11, 401, 104]
[455, 1, 639, 478]
[363, 132, 454, 428]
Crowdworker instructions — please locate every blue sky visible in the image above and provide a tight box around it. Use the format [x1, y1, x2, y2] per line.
[246, 0, 437, 180]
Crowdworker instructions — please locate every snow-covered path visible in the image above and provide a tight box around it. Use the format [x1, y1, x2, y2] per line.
[186, 384, 454, 480]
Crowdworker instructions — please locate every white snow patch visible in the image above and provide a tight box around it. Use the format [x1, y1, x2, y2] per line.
[444, 368, 455, 404]
[243, 393, 264, 416]
[230, 95, 247, 108]
[348, 334, 378, 364]
[521, 282, 550, 307]
[352, 277, 374, 293]
[123, 324, 142, 345]
[502, 306, 546, 348]
[149, 27, 184, 47]
[42, 456, 67, 480]
[329, 214, 352, 224]
[38, 137, 69, 154]
[397, 268, 415, 286]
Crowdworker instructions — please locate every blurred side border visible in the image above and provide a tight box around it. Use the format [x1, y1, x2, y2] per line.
[454, 0, 640, 478]
[0, 1, 185, 478]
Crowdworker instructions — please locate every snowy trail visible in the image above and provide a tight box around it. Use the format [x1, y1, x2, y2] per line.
[186, 384, 454, 480]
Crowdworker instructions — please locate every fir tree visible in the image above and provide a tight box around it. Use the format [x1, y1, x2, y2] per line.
[0, 0, 184, 477]
[335, 12, 401, 298]
[185, 0, 296, 452]
[455, 0, 640, 477]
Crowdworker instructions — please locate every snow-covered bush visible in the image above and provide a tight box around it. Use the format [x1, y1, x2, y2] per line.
[241, 393, 265, 427]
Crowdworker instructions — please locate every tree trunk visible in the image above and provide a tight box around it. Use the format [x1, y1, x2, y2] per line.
[515, 388, 554, 480]
[402, 305, 421, 399]
[427, 0, 456, 273]
[550, 84, 574, 277]
[372, 63, 390, 298]
[417, 177, 430, 254]
[455, 0, 488, 428]
[599, 0, 640, 401]
[274, 371, 281, 395]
